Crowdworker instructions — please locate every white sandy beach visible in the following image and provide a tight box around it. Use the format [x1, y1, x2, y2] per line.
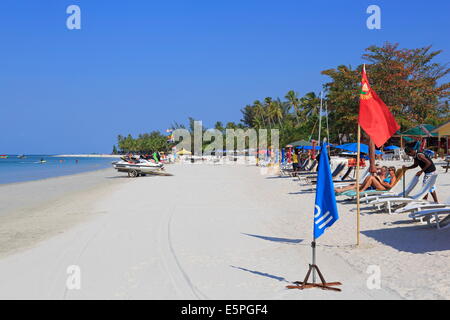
[0, 162, 448, 299]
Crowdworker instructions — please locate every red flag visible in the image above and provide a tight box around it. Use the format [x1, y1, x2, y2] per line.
[358, 66, 400, 147]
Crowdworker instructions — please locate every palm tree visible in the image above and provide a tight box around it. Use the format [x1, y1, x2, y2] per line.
[264, 97, 274, 128]
[253, 100, 266, 128]
[214, 121, 224, 133]
[299, 92, 320, 121]
[272, 99, 284, 127]
[285, 90, 301, 125]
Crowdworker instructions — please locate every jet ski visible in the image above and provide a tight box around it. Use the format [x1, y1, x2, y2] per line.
[112, 156, 164, 177]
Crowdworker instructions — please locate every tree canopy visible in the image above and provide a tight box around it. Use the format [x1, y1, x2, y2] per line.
[116, 131, 169, 154]
[114, 42, 449, 153]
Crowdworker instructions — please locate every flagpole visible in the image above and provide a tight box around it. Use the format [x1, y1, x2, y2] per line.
[356, 64, 365, 247]
[288, 143, 342, 292]
[312, 238, 316, 283]
[313, 92, 323, 283]
[313, 136, 327, 283]
[325, 101, 330, 147]
[318, 91, 323, 143]
[356, 125, 361, 246]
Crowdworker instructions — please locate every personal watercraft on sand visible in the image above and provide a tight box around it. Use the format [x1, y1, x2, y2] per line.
[112, 156, 164, 177]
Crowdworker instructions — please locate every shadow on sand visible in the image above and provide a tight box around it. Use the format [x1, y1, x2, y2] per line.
[242, 233, 303, 244]
[265, 176, 292, 180]
[288, 190, 315, 195]
[230, 265, 289, 283]
[105, 176, 134, 179]
[362, 225, 450, 253]
[105, 176, 157, 179]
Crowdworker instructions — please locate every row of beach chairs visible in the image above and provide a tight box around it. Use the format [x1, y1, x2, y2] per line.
[282, 158, 449, 229]
[283, 156, 450, 230]
[336, 169, 449, 229]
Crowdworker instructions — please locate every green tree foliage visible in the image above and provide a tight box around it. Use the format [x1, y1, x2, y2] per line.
[322, 42, 449, 139]
[117, 43, 448, 150]
[117, 131, 169, 153]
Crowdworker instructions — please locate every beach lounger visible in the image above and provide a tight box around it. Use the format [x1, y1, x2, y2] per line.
[304, 166, 355, 191]
[332, 166, 355, 182]
[360, 175, 420, 204]
[301, 163, 345, 181]
[339, 168, 407, 201]
[286, 159, 310, 177]
[295, 162, 319, 179]
[299, 159, 310, 170]
[280, 159, 308, 176]
[408, 208, 450, 230]
[292, 160, 317, 177]
[395, 196, 450, 214]
[333, 167, 369, 188]
[368, 174, 438, 214]
[279, 163, 294, 176]
[304, 163, 346, 184]
[295, 159, 311, 173]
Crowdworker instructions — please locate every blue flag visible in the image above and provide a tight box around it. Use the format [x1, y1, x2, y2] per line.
[314, 146, 339, 239]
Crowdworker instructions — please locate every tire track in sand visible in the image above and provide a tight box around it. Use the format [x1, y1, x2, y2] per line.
[157, 202, 208, 300]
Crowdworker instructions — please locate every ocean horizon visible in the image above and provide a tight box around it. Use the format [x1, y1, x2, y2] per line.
[0, 155, 115, 184]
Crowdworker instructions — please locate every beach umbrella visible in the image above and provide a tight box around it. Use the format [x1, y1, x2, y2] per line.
[287, 140, 312, 147]
[296, 143, 332, 150]
[334, 143, 383, 155]
[384, 145, 400, 150]
[176, 148, 192, 155]
[301, 146, 321, 150]
[321, 142, 334, 148]
[401, 124, 437, 137]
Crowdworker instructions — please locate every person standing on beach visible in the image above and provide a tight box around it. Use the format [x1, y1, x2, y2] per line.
[153, 151, 160, 163]
[292, 149, 299, 171]
[404, 145, 438, 203]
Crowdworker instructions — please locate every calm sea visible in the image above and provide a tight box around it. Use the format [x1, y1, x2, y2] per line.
[0, 155, 116, 184]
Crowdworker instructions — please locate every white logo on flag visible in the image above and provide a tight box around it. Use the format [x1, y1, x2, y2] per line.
[314, 205, 334, 230]
[314, 205, 321, 218]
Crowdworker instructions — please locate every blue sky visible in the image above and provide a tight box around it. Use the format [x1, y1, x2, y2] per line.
[0, 0, 449, 154]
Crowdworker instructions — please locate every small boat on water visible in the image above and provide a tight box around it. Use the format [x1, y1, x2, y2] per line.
[17, 154, 26, 159]
[0, 155, 8, 159]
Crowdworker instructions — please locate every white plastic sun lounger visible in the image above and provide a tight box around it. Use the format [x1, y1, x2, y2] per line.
[339, 168, 409, 202]
[300, 163, 346, 185]
[408, 208, 450, 230]
[368, 174, 438, 215]
[395, 196, 450, 214]
[279, 163, 293, 177]
[360, 175, 420, 204]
